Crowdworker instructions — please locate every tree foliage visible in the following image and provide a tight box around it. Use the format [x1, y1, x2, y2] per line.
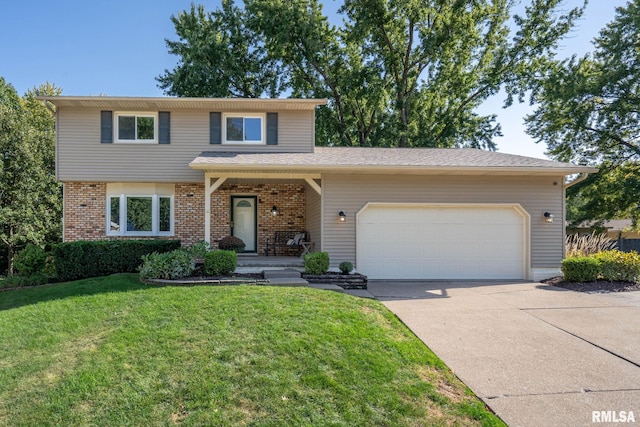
[157, 1, 286, 98]
[0, 78, 62, 274]
[526, 1, 640, 227]
[159, 0, 584, 148]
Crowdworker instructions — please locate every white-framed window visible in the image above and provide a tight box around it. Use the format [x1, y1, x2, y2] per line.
[222, 113, 265, 144]
[106, 184, 174, 236]
[115, 112, 157, 143]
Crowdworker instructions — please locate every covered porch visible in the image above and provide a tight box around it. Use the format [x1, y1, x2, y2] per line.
[201, 173, 322, 256]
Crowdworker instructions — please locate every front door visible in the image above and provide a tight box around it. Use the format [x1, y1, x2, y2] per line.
[231, 196, 257, 253]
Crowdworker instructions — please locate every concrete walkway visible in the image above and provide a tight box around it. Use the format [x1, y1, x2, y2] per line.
[368, 281, 640, 427]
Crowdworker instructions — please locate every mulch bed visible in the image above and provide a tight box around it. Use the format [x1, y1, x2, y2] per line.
[302, 273, 368, 289]
[542, 276, 640, 293]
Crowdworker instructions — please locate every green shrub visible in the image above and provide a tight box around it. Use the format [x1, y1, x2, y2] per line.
[339, 261, 353, 274]
[594, 250, 640, 282]
[139, 249, 195, 280]
[42, 254, 57, 278]
[218, 235, 245, 253]
[304, 252, 330, 275]
[204, 250, 237, 276]
[561, 256, 600, 282]
[187, 240, 211, 259]
[13, 244, 47, 276]
[2, 274, 48, 289]
[52, 240, 181, 281]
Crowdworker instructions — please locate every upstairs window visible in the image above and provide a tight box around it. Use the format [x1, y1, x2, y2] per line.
[116, 113, 157, 143]
[223, 113, 264, 144]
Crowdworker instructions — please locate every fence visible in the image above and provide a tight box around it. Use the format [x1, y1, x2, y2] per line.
[617, 239, 640, 253]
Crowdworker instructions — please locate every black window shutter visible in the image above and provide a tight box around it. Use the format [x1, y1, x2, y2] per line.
[210, 112, 221, 144]
[266, 112, 278, 145]
[101, 111, 113, 143]
[158, 112, 170, 144]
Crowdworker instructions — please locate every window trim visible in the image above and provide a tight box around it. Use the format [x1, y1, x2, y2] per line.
[107, 194, 174, 236]
[222, 113, 266, 145]
[114, 112, 158, 144]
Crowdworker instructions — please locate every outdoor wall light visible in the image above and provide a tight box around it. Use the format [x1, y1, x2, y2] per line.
[271, 206, 278, 216]
[543, 212, 554, 223]
[338, 210, 346, 222]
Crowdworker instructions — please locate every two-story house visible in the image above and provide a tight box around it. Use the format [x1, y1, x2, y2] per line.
[41, 96, 595, 281]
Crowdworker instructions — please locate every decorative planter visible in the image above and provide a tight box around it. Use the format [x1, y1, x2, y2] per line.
[301, 273, 368, 289]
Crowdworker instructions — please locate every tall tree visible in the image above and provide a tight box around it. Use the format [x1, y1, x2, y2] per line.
[160, 0, 584, 148]
[526, 0, 640, 226]
[157, 1, 286, 98]
[246, 0, 389, 146]
[0, 78, 62, 274]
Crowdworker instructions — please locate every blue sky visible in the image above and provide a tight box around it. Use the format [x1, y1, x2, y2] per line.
[0, 0, 628, 159]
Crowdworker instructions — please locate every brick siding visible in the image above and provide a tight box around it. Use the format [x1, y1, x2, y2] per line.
[210, 183, 306, 255]
[63, 182, 107, 241]
[175, 184, 205, 246]
[63, 181, 306, 253]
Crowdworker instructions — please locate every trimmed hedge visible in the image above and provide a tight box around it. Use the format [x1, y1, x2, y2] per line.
[139, 249, 195, 280]
[218, 235, 245, 253]
[204, 250, 237, 276]
[13, 244, 47, 276]
[561, 256, 600, 282]
[53, 240, 181, 282]
[339, 261, 353, 274]
[562, 250, 640, 283]
[594, 250, 640, 282]
[304, 252, 330, 275]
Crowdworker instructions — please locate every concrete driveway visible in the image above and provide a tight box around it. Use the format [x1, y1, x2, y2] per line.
[368, 281, 640, 427]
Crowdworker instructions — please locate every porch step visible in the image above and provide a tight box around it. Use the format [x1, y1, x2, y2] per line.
[263, 269, 301, 279]
[266, 277, 309, 287]
[237, 256, 303, 268]
[263, 269, 308, 287]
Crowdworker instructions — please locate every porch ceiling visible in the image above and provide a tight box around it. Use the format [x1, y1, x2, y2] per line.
[204, 171, 322, 179]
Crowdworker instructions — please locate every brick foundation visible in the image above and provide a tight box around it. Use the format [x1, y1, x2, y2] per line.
[63, 181, 306, 253]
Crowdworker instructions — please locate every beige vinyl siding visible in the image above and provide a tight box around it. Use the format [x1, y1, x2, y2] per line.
[322, 174, 564, 269]
[305, 182, 322, 251]
[57, 108, 315, 183]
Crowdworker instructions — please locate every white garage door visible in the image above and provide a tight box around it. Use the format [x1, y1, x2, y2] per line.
[357, 204, 526, 280]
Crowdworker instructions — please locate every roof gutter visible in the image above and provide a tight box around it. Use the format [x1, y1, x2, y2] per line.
[189, 163, 595, 176]
[564, 172, 593, 189]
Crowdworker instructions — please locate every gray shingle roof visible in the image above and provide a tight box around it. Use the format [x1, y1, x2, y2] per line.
[190, 147, 594, 175]
[572, 219, 634, 230]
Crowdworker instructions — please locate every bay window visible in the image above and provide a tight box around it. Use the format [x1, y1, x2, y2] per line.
[107, 184, 174, 236]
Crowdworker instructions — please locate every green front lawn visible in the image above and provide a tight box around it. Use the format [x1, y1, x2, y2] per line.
[0, 274, 503, 426]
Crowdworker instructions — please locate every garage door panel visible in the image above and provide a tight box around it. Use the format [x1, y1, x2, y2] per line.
[357, 205, 526, 280]
[420, 244, 441, 258]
